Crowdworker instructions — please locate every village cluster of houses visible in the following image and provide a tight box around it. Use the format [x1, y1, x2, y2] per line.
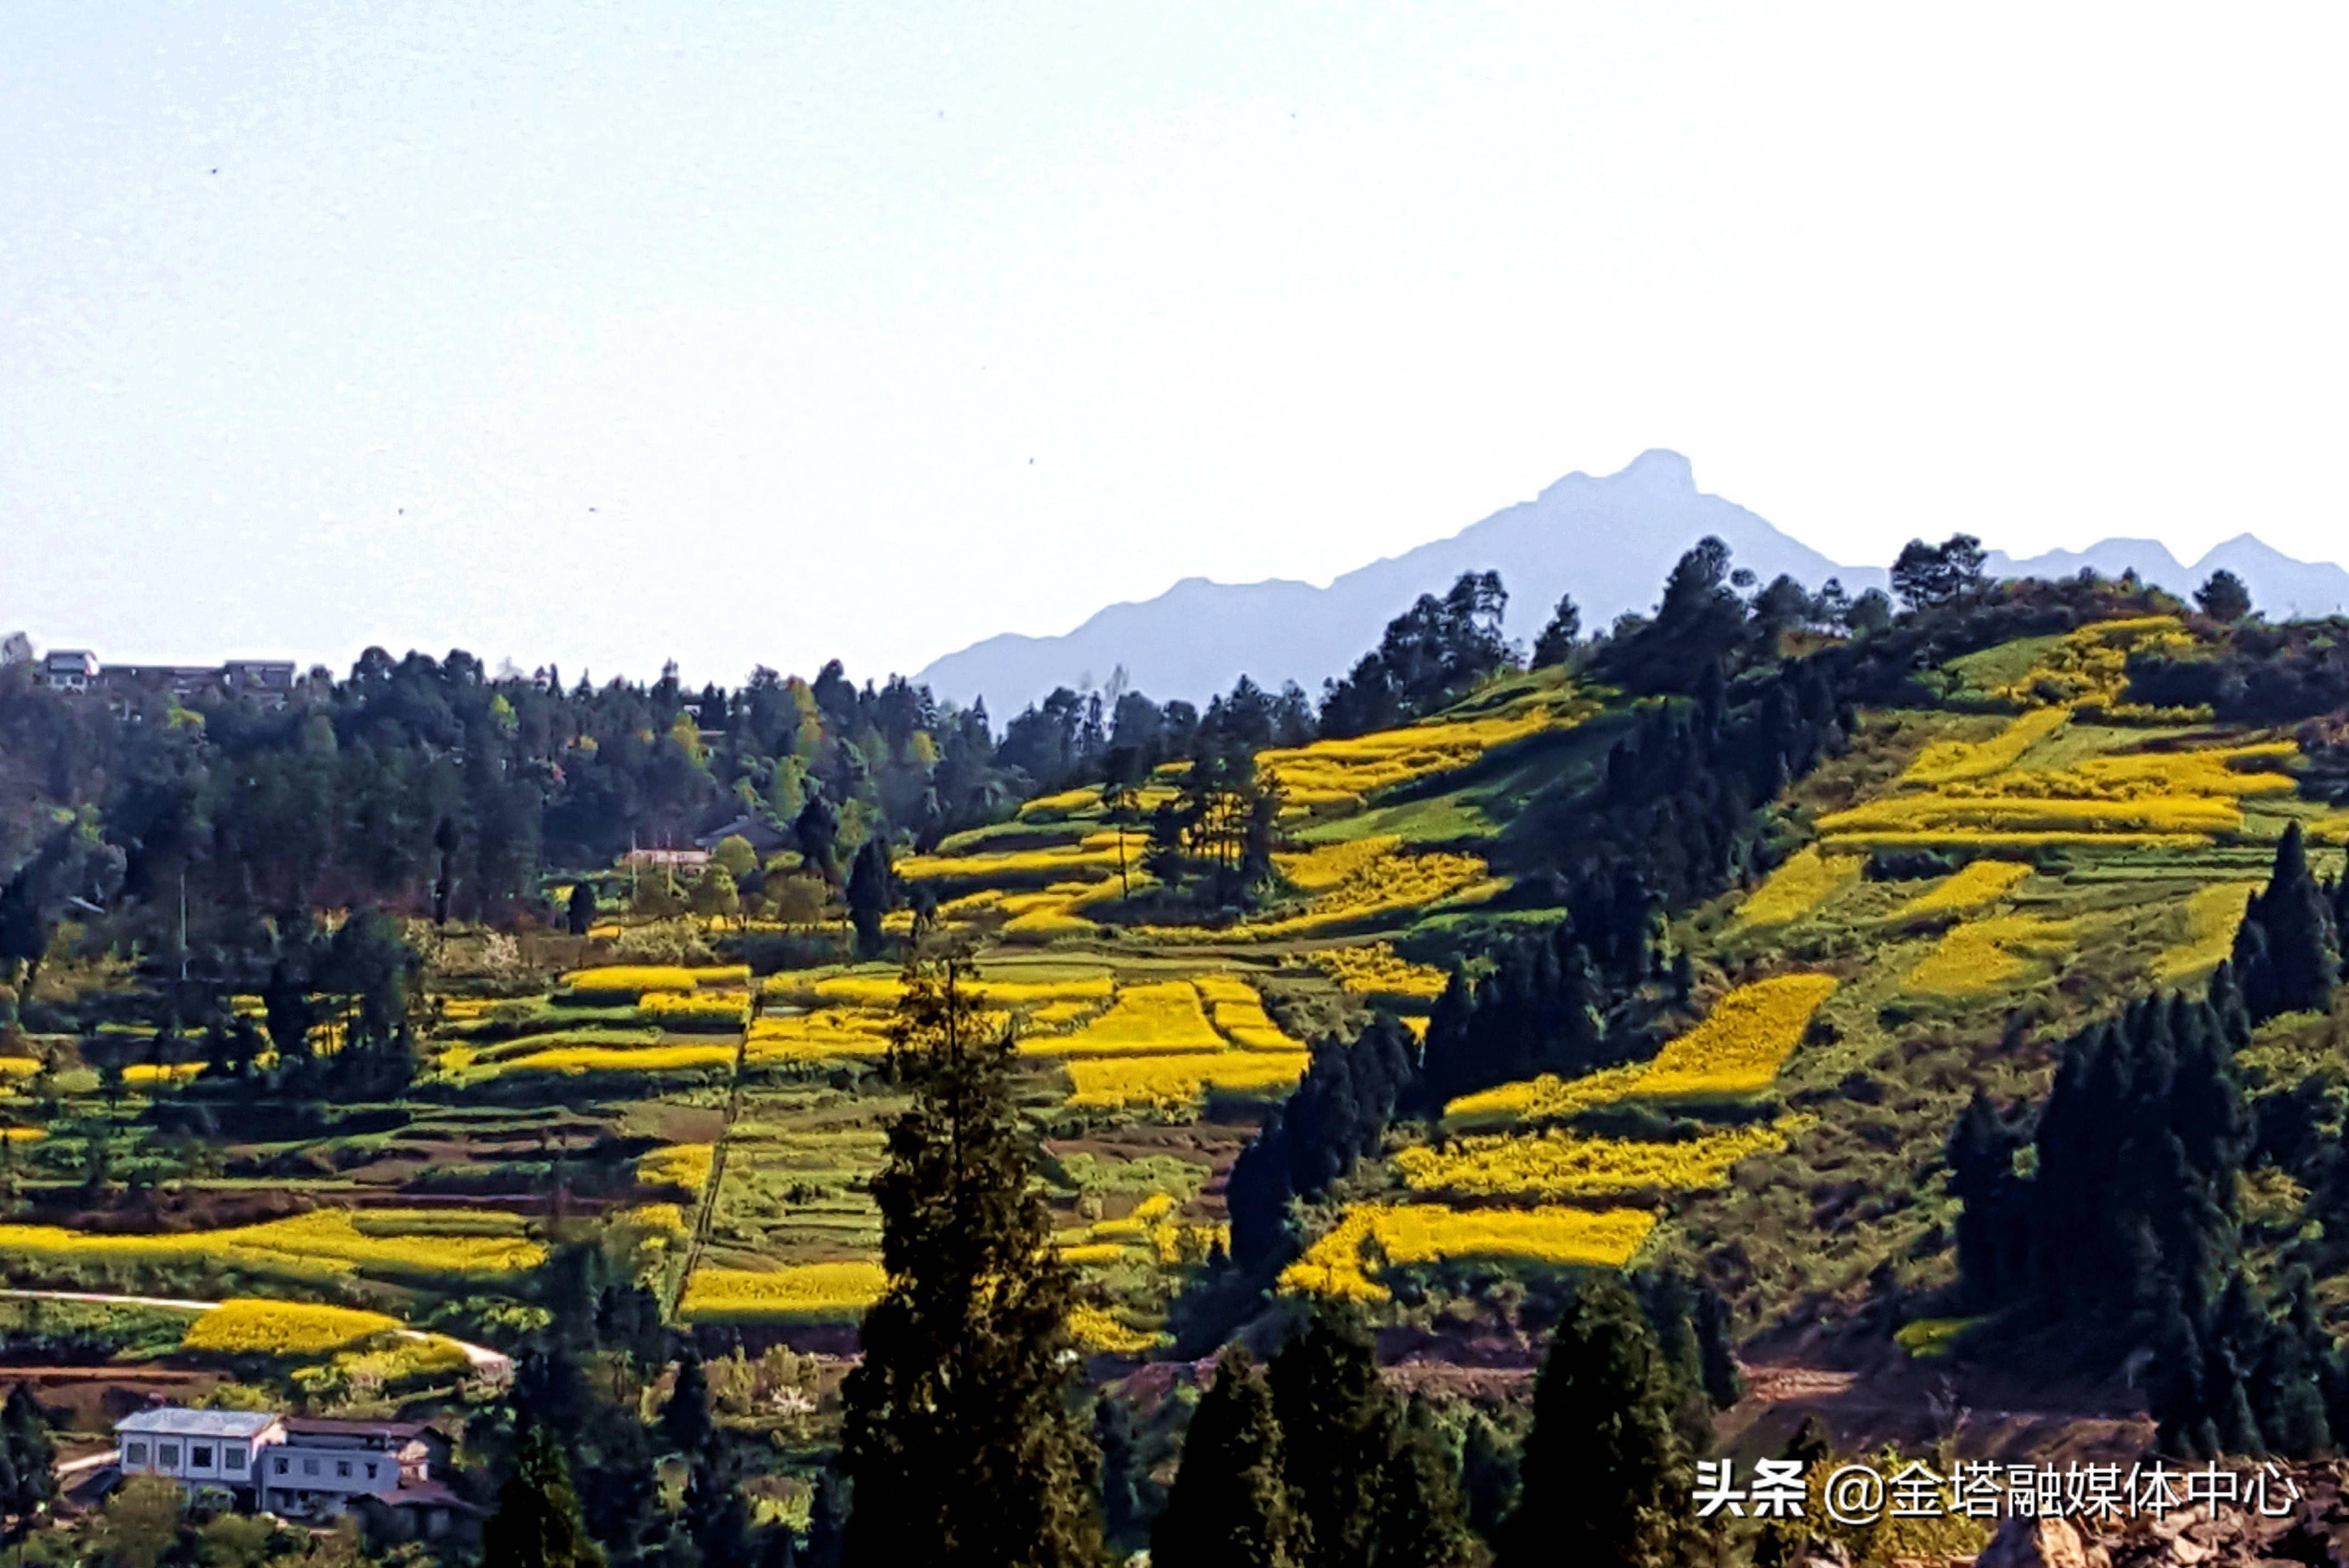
[111, 1405, 476, 1538]
[32, 649, 300, 709]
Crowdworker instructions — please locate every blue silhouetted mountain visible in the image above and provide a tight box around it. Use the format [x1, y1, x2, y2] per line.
[915, 451, 2349, 710]
[916, 451, 1877, 709]
[1986, 535, 2349, 622]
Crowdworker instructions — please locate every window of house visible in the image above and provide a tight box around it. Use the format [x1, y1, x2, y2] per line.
[225, 1447, 247, 1470]
[275, 1457, 289, 1475]
[304, 1458, 320, 1476]
[125, 1442, 148, 1466]
[337, 1461, 351, 1478]
[191, 1445, 213, 1468]
[159, 1445, 180, 1467]
[365, 1462, 378, 1480]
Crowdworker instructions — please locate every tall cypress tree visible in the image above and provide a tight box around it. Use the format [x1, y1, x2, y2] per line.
[1374, 1393, 1483, 1568]
[1268, 1315, 1398, 1568]
[1153, 1348, 1308, 1568]
[1094, 1393, 1153, 1548]
[838, 952, 1102, 1566]
[660, 1349, 717, 1459]
[1496, 1279, 1691, 1568]
[0, 1383, 50, 1533]
[483, 1423, 608, 1568]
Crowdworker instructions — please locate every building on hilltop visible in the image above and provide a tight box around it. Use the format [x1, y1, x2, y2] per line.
[113, 1405, 476, 1539]
[37, 649, 99, 692]
[26, 645, 300, 710]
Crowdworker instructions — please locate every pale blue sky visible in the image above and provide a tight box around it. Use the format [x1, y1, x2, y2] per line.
[6, 4, 2344, 684]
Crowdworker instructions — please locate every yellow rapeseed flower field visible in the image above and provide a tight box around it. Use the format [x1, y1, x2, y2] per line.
[893, 836, 1126, 886]
[1191, 973, 1306, 1051]
[1903, 708, 2072, 785]
[1982, 616, 2200, 712]
[1901, 914, 2075, 995]
[678, 1262, 888, 1324]
[1245, 850, 1499, 939]
[181, 1298, 401, 1355]
[638, 992, 748, 1029]
[2154, 881, 2265, 983]
[1443, 973, 1836, 1121]
[561, 966, 702, 999]
[489, 1042, 737, 1076]
[1279, 1202, 1657, 1301]
[1069, 1304, 1159, 1354]
[744, 1010, 896, 1062]
[1889, 860, 2032, 918]
[1395, 1117, 1807, 1199]
[638, 1143, 715, 1197]
[1734, 847, 1863, 926]
[1250, 693, 1593, 809]
[0, 1208, 544, 1284]
[1020, 982, 1225, 1057]
[1274, 836, 1404, 893]
[1064, 1051, 1312, 1109]
[1305, 943, 1449, 1002]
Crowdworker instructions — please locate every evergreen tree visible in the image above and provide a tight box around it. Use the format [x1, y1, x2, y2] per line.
[1375, 1394, 1483, 1568]
[687, 1444, 758, 1567]
[660, 1350, 717, 1459]
[0, 1383, 53, 1528]
[1267, 1315, 1397, 1568]
[802, 1470, 849, 1568]
[1151, 1348, 1307, 1568]
[483, 1423, 608, 1568]
[1530, 594, 1582, 668]
[1496, 1279, 1691, 1568]
[2233, 823, 2337, 1021]
[1094, 1393, 1153, 1547]
[566, 877, 596, 939]
[838, 952, 1103, 1566]
[2195, 568, 2253, 623]
[845, 837, 894, 960]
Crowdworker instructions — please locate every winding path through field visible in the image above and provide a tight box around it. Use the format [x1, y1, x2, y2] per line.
[0, 1288, 514, 1378]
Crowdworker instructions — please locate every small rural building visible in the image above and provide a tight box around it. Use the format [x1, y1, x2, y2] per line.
[115, 1407, 280, 1506]
[37, 650, 99, 692]
[115, 1405, 476, 1537]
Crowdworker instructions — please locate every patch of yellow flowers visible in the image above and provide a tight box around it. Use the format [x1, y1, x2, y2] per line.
[1735, 847, 1863, 926]
[1445, 973, 1837, 1122]
[1305, 943, 1449, 1002]
[678, 1262, 889, 1324]
[1280, 1202, 1656, 1301]
[1396, 1116, 1808, 1199]
[1901, 914, 2075, 995]
[180, 1298, 401, 1355]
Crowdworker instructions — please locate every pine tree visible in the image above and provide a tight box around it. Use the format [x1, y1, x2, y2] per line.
[483, 1423, 608, 1568]
[567, 879, 598, 935]
[1496, 1280, 1692, 1568]
[839, 951, 1103, 1566]
[1151, 1348, 1307, 1568]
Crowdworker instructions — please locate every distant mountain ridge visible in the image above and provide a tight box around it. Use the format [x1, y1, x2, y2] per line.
[916, 452, 2349, 710]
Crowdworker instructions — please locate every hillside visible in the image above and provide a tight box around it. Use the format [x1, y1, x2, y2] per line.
[10, 558, 2349, 1564]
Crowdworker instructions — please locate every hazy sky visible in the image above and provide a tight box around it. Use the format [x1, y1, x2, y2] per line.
[7, 4, 2345, 686]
